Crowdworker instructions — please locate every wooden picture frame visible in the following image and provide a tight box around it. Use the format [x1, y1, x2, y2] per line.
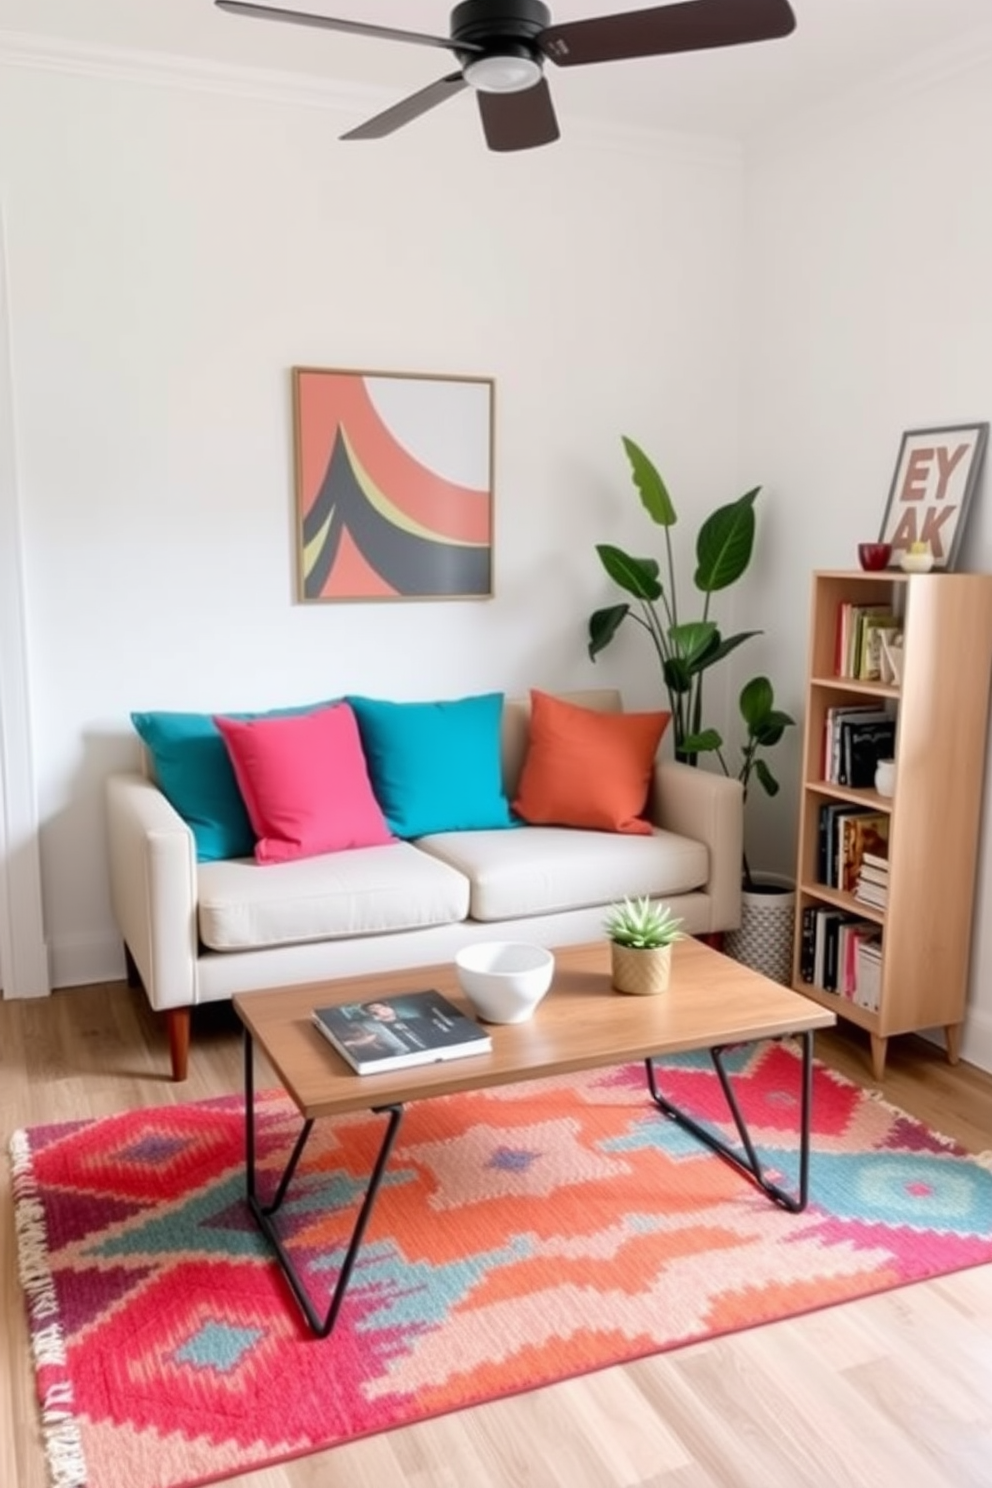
[292, 367, 494, 602]
[877, 422, 988, 570]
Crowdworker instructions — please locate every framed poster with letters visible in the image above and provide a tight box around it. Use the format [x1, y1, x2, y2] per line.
[878, 422, 988, 570]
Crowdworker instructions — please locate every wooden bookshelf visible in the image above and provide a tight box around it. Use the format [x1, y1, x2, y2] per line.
[792, 569, 992, 1080]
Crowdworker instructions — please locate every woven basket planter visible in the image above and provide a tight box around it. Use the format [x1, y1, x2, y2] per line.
[610, 943, 673, 996]
[724, 873, 796, 986]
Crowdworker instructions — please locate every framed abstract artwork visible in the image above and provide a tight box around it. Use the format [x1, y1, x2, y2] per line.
[292, 367, 495, 601]
[877, 422, 988, 570]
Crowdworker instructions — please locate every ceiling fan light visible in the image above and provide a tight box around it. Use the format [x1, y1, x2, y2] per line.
[464, 51, 542, 94]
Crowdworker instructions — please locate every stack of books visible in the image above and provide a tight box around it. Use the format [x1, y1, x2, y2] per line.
[799, 906, 882, 999]
[816, 804, 889, 890]
[821, 705, 896, 787]
[854, 848, 889, 909]
[834, 603, 901, 682]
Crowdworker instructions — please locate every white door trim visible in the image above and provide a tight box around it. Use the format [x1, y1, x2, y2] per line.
[0, 197, 50, 998]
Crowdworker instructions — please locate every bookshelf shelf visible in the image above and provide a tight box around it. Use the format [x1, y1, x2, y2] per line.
[792, 569, 992, 1080]
[797, 881, 884, 923]
[810, 676, 901, 700]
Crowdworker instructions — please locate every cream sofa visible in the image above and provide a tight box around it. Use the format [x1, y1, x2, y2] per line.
[105, 690, 743, 1080]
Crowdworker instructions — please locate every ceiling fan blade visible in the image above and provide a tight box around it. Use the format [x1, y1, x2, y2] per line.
[214, 1, 480, 55]
[539, 0, 795, 68]
[477, 78, 560, 153]
[342, 73, 468, 140]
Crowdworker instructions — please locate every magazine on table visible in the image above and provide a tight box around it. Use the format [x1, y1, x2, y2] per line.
[311, 989, 492, 1074]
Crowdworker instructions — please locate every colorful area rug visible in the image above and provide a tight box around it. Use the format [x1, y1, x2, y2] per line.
[11, 1042, 992, 1488]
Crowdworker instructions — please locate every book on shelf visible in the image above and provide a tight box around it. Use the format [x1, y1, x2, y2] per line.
[817, 802, 863, 885]
[856, 614, 901, 682]
[817, 802, 887, 888]
[834, 604, 896, 679]
[853, 937, 883, 1012]
[822, 704, 891, 783]
[840, 717, 897, 789]
[839, 811, 890, 894]
[823, 912, 844, 991]
[799, 904, 817, 983]
[858, 861, 889, 887]
[813, 907, 844, 988]
[837, 919, 880, 998]
[311, 989, 492, 1074]
[862, 848, 889, 871]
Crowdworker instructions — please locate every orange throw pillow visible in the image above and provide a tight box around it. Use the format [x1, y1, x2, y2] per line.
[512, 691, 670, 835]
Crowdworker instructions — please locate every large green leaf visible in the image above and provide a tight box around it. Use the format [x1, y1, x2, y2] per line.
[588, 604, 629, 659]
[694, 489, 759, 592]
[702, 629, 762, 667]
[622, 436, 677, 528]
[596, 545, 662, 601]
[739, 675, 773, 727]
[669, 620, 717, 666]
[752, 711, 795, 748]
[681, 728, 722, 754]
[662, 656, 693, 694]
[754, 758, 779, 796]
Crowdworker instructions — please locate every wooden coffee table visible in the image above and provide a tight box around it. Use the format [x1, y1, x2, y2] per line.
[234, 938, 835, 1337]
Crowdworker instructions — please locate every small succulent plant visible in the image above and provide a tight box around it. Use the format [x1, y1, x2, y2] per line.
[603, 896, 685, 949]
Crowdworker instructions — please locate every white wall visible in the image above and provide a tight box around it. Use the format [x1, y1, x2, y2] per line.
[741, 52, 992, 1069]
[0, 47, 744, 989]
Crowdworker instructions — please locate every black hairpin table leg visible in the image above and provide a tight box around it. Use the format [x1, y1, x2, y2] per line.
[645, 1031, 814, 1213]
[243, 1026, 404, 1337]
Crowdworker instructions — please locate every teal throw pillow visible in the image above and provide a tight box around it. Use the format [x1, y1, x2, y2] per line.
[131, 702, 332, 861]
[347, 693, 514, 838]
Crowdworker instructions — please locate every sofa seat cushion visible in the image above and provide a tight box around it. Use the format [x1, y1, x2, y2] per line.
[413, 826, 708, 923]
[197, 843, 470, 952]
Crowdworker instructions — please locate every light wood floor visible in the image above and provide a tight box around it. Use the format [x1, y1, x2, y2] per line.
[3, 982, 992, 1488]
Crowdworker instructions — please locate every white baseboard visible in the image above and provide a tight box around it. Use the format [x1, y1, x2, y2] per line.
[48, 930, 125, 990]
[958, 1008, 992, 1077]
[911, 1019, 992, 1077]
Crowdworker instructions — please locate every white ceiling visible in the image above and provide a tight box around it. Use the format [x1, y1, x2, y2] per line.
[1, 0, 991, 139]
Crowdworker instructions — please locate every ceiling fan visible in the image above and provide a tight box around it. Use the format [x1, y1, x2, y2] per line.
[215, 0, 796, 152]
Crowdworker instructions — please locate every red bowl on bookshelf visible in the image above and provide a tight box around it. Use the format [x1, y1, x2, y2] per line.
[858, 541, 892, 571]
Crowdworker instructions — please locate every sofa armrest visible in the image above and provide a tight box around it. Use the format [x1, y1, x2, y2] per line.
[648, 762, 743, 933]
[105, 773, 199, 1011]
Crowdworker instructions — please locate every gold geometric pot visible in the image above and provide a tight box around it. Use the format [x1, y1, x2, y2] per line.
[610, 942, 672, 995]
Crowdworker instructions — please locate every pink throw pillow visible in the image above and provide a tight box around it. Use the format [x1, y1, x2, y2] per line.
[214, 704, 393, 864]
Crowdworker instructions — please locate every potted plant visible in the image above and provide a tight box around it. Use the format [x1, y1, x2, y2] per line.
[603, 896, 685, 995]
[706, 674, 796, 891]
[716, 677, 798, 985]
[588, 437, 798, 983]
[588, 436, 763, 764]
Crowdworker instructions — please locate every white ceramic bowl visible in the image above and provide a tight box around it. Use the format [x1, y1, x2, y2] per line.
[454, 942, 555, 1024]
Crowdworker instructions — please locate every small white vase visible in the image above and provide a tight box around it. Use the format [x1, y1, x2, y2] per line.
[899, 546, 934, 573]
[875, 758, 895, 797]
[610, 943, 672, 995]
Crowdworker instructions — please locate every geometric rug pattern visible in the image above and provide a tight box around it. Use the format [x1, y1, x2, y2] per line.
[11, 1042, 992, 1488]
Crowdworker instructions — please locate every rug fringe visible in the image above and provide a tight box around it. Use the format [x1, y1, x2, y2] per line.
[9, 1130, 89, 1488]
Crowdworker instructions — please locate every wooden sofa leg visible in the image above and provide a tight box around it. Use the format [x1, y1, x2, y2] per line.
[697, 932, 725, 953]
[166, 1008, 191, 1082]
